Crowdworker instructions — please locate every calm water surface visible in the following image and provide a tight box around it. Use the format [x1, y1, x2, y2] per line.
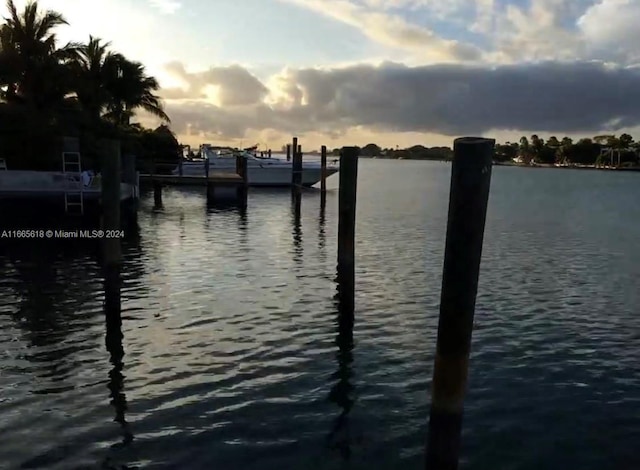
[1, 160, 639, 469]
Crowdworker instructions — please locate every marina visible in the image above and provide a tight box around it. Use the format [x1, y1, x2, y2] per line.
[1, 0, 639, 468]
[1, 157, 639, 469]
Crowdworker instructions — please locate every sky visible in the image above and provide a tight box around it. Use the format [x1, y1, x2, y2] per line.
[3, 0, 640, 149]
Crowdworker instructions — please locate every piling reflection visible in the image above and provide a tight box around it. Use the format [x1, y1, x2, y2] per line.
[103, 265, 134, 448]
[327, 270, 356, 461]
[291, 192, 303, 266]
[319, 192, 327, 251]
[1, 241, 103, 381]
[238, 202, 248, 248]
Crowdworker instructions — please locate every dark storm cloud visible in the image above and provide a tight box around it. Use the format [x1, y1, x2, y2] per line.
[162, 60, 640, 138]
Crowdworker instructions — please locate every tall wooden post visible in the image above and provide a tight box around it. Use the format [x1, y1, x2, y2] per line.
[121, 153, 138, 228]
[321, 145, 328, 194]
[336, 146, 359, 315]
[205, 154, 210, 179]
[153, 181, 163, 208]
[293, 144, 303, 189]
[291, 137, 298, 186]
[236, 153, 248, 207]
[286, 144, 291, 162]
[425, 137, 494, 470]
[101, 140, 122, 267]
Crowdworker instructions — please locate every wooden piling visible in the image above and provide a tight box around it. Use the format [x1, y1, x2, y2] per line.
[286, 144, 291, 162]
[268, 149, 272, 158]
[205, 155, 210, 179]
[236, 153, 249, 207]
[293, 144, 303, 189]
[425, 137, 494, 470]
[336, 146, 359, 315]
[321, 145, 328, 194]
[291, 137, 298, 185]
[101, 140, 122, 267]
[153, 181, 163, 208]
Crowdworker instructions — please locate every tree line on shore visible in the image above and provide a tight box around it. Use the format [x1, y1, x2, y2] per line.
[320, 134, 640, 167]
[0, 0, 179, 171]
[495, 134, 639, 166]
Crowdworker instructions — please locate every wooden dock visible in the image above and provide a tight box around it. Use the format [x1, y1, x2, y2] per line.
[139, 173, 243, 186]
[140, 170, 248, 207]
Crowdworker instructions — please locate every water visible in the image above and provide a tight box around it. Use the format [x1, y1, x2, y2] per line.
[1, 160, 639, 469]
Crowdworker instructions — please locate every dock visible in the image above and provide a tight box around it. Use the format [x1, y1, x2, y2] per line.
[139, 173, 243, 186]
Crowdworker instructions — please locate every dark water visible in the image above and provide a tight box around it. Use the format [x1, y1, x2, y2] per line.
[1, 160, 639, 469]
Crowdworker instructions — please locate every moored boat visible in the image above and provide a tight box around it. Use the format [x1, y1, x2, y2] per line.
[173, 145, 339, 187]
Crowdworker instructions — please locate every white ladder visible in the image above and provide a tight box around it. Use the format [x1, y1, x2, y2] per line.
[62, 151, 84, 215]
[0, 158, 6, 170]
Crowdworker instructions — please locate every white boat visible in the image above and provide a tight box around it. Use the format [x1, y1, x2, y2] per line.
[173, 145, 339, 187]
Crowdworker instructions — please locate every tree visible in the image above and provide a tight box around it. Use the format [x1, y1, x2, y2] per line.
[71, 36, 118, 124]
[102, 55, 169, 126]
[519, 136, 529, 154]
[619, 133, 634, 149]
[0, 0, 78, 111]
[495, 142, 518, 162]
[530, 134, 544, 159]
[360, 143, 381, 157]
[546, 136, 560, 148]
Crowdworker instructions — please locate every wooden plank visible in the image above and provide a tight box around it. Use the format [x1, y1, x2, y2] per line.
[139, 173, 243, 186]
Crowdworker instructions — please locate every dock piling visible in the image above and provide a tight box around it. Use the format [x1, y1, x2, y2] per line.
[425, 137, 494, 470]
[321, 145, 328, 194]
[336, 146, 359, 315]
[236, 153, 249, 207]
[286, 144, 291, 162]
[291, 137, 298, 186]
[268, 149, 272, 158]
[293, 144, 303, 190]
[153, 181, 163, 208]
[101, 140, 122, 267]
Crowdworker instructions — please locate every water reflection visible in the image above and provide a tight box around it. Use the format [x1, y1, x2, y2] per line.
[327, 270, 356, 461]
[1, 241, 102, 380]
[319, 193, 327, 252]
[238, 203, 248, 249]
[291, 192, 303, 266]
[104, 265, 134, 448]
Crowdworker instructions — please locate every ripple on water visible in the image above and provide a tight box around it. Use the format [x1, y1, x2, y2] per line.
[1, 162, 639, 469]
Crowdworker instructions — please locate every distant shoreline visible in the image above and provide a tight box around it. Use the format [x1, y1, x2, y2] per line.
[493, 161, 640, 172]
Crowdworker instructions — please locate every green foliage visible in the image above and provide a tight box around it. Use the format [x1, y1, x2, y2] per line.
[0, 0, 172, 170]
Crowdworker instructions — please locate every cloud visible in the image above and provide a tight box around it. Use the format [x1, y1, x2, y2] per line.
[148, 0, 181, 14]
[162, 63, 269, 106]
[578, 0, 640, 63]
[279, 0, 482, 62]
[155, 60, 640, 145]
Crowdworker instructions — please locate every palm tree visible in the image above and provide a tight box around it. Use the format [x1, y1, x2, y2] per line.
[0, 0, 78, 109]
[71, 35, 118, 123]
[102, 55, 169, 126]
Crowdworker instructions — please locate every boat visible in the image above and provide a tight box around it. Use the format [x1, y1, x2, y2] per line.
[172, 145, 339, 187]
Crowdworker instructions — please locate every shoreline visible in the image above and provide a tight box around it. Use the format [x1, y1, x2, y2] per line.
[493, 162, 640, 172]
